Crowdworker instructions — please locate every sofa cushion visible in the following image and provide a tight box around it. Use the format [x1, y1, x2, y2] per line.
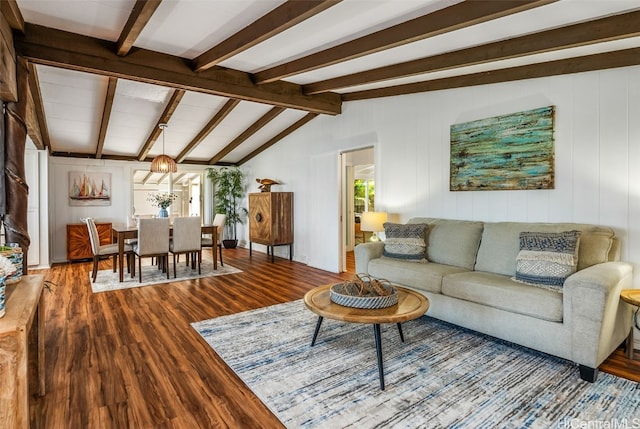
[442, 271, 563, 322]
[382, 222, 428, 261]
[409, 218, 484, 270]
[475, 222, 615, 277]
[514, 230, 580, 291]
[368, 257, 469, 294]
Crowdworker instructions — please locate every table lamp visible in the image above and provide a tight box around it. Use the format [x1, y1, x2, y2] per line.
[360, 211, 388, 241]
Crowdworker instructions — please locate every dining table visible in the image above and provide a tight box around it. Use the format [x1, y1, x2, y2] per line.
[112, 224, 218, 282]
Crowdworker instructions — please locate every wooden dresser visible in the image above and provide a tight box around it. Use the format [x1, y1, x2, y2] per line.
[66, 222, 112, 261]
[249, 192, 293, 262]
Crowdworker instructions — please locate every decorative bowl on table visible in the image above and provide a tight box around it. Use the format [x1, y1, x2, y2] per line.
[330, 274, 398, 309]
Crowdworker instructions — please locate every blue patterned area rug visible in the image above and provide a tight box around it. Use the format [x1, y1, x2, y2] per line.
[192, 300, 640, 428]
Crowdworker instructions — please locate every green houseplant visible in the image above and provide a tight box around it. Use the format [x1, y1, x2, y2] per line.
[207, 167, 248, 248]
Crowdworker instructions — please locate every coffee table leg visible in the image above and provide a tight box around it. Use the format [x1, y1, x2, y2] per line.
[311, 316, 323, 346]
[373, 323, 385, 390]
[397, 323, 405, 342]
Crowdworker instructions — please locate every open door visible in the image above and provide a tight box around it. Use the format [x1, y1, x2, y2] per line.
[340, 147, 375, 272]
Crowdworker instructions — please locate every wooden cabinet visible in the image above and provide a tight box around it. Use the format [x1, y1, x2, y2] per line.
[249, 192, 293, 262]
[0, 275, 45, 429]
[66, 222, 112, 261]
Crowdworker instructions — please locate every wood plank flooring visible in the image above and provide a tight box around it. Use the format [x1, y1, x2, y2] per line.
[28, 248, 639, 428]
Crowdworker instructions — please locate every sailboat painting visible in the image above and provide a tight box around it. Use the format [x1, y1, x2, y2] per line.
[69, 172, 112, 206]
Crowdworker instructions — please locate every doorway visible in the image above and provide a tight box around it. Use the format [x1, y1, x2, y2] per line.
[340, 147, 375, 272]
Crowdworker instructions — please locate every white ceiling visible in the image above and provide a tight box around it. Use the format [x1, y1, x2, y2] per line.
[11, 0, 640, 167]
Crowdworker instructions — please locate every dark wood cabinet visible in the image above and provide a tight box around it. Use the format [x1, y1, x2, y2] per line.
[66, 222, 112, 261]
[249, 192, 293, 262]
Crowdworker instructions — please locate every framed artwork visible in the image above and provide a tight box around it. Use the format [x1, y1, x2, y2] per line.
[450, 106, 555, 191]
[69, 172, 112, 206]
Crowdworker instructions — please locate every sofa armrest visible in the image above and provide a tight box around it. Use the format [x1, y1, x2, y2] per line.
[563, 261, 634, 367]
[354, 242, 385, 274]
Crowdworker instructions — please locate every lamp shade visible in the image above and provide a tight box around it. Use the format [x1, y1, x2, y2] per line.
[150, 154, 177, 173]
[150, 122, 177, 173]
[360, 211, 388, 232]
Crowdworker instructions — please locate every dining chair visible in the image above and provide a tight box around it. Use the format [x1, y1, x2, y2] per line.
[169, 216, 202, 277]
[86, 217, 133, 282]
[133, 218, 170, 282]
[202, 213, 225, 267]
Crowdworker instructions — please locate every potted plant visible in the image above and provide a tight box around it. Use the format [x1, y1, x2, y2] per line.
[207, 167, 248, 248]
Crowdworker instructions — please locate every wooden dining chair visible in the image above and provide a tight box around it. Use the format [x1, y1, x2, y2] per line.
[86, 217, 133, 282]
[169, 216, 202, 277]
[202, 213, 225, 267]
[133, 218, 170, 282]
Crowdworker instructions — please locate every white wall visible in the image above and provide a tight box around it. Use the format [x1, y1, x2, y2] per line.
[243, 65, 640, 281]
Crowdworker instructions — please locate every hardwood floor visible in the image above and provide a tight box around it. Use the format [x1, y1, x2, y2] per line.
[28, 248, 639, 428]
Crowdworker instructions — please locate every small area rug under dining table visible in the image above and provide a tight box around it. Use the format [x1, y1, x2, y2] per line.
[90, 259, 241, 293]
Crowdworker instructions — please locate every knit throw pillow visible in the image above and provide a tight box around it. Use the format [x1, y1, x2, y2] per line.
[382, 223, 428, 262]
[514, 230, 581, 292]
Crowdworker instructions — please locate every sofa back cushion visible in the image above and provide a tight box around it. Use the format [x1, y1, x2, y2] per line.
[475, 222, 615, 276]
[408, 218, 484, 270]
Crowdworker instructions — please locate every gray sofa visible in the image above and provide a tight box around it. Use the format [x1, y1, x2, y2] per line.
[355, 218, 634, 382]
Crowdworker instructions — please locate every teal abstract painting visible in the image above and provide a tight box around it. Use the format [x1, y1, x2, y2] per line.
[450, 106, 555, 191]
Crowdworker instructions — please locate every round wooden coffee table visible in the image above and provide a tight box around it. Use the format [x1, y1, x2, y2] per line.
[303, 283, 429, 390]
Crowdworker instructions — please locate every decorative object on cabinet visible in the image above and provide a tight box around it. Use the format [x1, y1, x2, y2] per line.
[450, 105, 555, 191]
[69, 171, 111, 206]
[67, 222, 112, 261]
[207, 167, 248, 248]
[249, 192, 293, 263]
[256, 178, 280, 192]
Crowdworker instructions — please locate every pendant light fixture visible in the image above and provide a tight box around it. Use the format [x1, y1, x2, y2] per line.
[150, 123, 177, 173]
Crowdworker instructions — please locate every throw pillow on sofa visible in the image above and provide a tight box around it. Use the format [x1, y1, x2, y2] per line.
[514, 230, 581, 292]
[382, 223, 428, 262]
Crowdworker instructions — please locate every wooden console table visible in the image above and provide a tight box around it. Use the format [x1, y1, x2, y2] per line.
[0, 274, 46, 429]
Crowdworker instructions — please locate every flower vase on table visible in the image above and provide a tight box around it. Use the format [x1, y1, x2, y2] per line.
[147, 192, 177, 219]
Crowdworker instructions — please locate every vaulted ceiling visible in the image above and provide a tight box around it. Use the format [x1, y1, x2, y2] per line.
[3, 0, 640, 170]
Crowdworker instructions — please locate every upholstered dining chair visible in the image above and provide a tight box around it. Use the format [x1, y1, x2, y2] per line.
[169, 216, 202, 277]
[86, 217, 133, 282]
[202, 213, 225, 267]
[133, 218, 170, 282]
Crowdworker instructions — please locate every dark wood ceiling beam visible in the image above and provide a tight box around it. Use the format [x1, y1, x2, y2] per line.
[342, 47, 640, 101]
[15, 24, 341, 115]
[193, 0, 341, 72]
[117, 0, 162, 56]
[253, 0, 557, 84]
[176, 98, 240, 163]
[1, 0, 24, 33]
[26, 62, 49, 151]
[137, 89, 185, 161]
[238, 113, 318, 165]
[208, 107, 285, 165]
[96, 77, 117, 158]
[305, 9, 640, 94]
